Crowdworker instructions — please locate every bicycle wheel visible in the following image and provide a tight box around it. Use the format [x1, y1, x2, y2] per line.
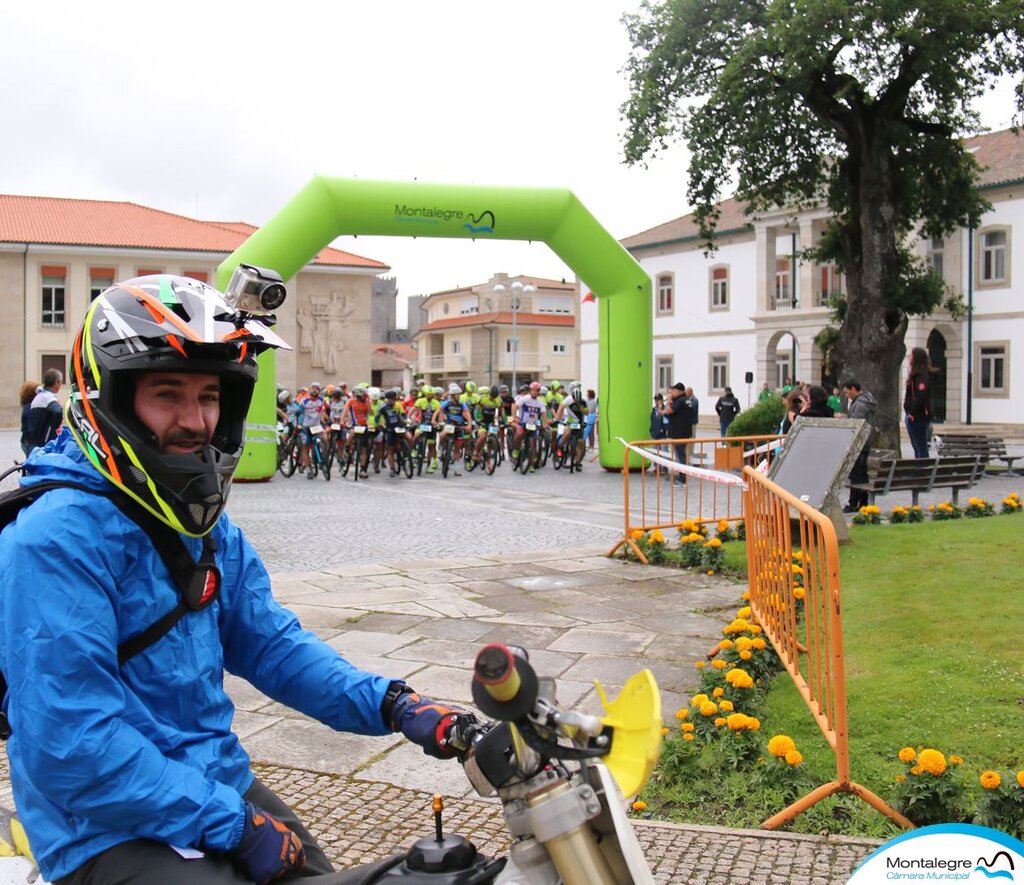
[519, 436, 534, 475]
[415, 437, 426, 476]
[318, 439, 332, 481]
[398, 438, 414, 478]
[307, 447, 319, 479]
[484, 435, 499, 475]
[338, 443, 352, 478]
[552, 435, 565, 471]
[538, 433, 550, 469]
[573, 434, 586, 472]
[278, 436, 298, 478]
[440, 436, 452, 478]
[464, 437, 478, 472]
[323, 437, 335, 475]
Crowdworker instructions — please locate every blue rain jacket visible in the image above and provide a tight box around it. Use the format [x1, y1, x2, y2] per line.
[0, 431, 392, 880]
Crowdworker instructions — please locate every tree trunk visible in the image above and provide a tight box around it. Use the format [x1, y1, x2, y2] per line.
[833, 137, 908, 452]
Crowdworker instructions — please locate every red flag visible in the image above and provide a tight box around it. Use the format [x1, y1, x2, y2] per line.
[581, 291, 596, 304]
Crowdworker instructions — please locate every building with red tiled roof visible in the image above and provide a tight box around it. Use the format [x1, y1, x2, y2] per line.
[414, 273, 580, 389]
[0, 195, 391, 425]
[578, 127, 1024, 430]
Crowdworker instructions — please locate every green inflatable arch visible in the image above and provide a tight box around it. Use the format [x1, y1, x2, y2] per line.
[216, 176, 651, 476]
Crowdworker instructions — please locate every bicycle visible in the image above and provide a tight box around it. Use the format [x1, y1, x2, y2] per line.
[309, 425, 331, 481]
[553, 421, 585, 473]
[393, 429, 415, 479]
[481, 423, 502, 475]
[351, 425, 372, 482]
[276, 423, 299, 478]
[438, 423, 458, 478]
[514, 423, 542, 475]
[413, 424, 433, 476]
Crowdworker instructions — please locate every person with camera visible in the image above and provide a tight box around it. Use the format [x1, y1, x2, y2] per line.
[0, 274, 475, 885]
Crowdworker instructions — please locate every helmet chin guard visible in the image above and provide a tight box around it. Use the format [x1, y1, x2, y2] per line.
[65, 275, 289, 536]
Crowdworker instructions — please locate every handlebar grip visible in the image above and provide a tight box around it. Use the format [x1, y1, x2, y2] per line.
[471, 644, 537, 722]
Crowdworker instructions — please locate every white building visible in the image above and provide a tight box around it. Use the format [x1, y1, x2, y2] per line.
[580, 128, 1022, 427]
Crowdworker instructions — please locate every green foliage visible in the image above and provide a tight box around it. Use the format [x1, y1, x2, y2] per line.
[974, 774, 1024, 839]
[727, 394, 785, 437]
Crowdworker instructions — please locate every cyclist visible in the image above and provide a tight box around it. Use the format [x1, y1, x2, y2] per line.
[368, 387, 384, 473]
[433, 383, 472, 473]
[326, 386, 348, 461]
[410, 385, 440, 473]
[555, 381, 589, 468]
[343, 384, 373, 477]
[299, 381, 326, 478]
[377, 389, 408, 477]
[511, 381, 550, 471]
[472, 385, 502, 465]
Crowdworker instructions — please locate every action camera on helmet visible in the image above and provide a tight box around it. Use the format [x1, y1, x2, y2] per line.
[225, 264, 287, 316]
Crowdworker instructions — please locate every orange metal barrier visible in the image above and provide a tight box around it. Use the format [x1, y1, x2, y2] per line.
[743, 465, 913, 830]
[608, 435, 781, 562]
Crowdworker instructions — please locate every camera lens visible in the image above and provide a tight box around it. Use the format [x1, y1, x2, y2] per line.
[259, 284, 286, 311]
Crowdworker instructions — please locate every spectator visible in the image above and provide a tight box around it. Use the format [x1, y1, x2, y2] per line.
[25, 369, 64, 453]
[904, 346, 937, 458]
[585, 389, 598, 449]
[779, 389, 805, 434]
[841, 379, 878, 513]
[800, 385, 834, 419]
[715, 387, 741, 437]
[757, 382, 774, 403]
[18, 381, 40, 457]
[662, 383, 696, 485]
[827, 386, 843, 414]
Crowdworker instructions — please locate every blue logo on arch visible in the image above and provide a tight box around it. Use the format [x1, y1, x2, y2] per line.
[463, 210, 495, 235]
[976, 850, 1015, 880]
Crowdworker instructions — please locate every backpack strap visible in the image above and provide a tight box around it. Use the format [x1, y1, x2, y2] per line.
[0, 481, 220, 738]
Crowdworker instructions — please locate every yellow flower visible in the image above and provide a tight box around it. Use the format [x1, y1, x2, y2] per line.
[1016, 771, 1024, 789]
[705, 537, 722, 548]
[660, 727, 669, 736]
[681, 722, 695, 733]
[792, 550, 803, 561]
[717, 519, 729, 532]
[683, 733, 694, 741]
[735, 637, 753, 652]
[726, 713, 748, 731]
[714, 717, 727, 727]
[691, 694, 709, 706]
[712, 687, 725, 698]
[695, 660, 706, 669]
[752, 638, 766, 650]
[718, 639, 734, 650]
[675, 708, 689, 720]
[793, 587, 806, 600]
[737, 607, 752, 619]
[895, 774, 906, 783]
[791, 565, 804, 576]
[630, 529, 644, 540]
[980, 771, 1002, 790]
[949, 755, 963, 766]
[910, 765, 924, 776]
[768, 735, 796, 758]
[747, 717, 760, 730]
[724, 618, 749, 634]
[897, 747, 917, 764]
[741, 590, 750, 601]
[650, 529, 666, 544]
[740, 650, 752, 660]
[917, 748, 947, 777]
[706, 569, 715, 575]
[749, 625, 763, 635]
[785, 750, 803, 766]
[631, 799, 647, 811]
[699, 701, 718, 717]
[711, 659, 727, 670]
[718, 700, 734, 712]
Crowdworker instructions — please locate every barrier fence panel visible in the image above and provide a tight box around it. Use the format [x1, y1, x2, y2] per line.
[743, 465, 913, 830]
[608, 435, 782, 562]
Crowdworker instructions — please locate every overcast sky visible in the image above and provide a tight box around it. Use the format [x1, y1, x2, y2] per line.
[2, 2, 1018, 326]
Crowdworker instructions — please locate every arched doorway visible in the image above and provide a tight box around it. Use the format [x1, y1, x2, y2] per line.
[927, 329, 947, 423]
[767, 331, 798, 389]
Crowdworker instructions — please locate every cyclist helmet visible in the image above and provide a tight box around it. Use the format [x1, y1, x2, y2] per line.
[540, 385, 549, 396]
[324, 384, 335, 397]
[385, 388, 398, 399]
[489, 385, 499, 398]
[550, 380, 562, 391]
[277, 387, 291, 405]
[353, 385, 368, 397]
[498, 384, 509, 394]
[529, 381, 541, 392]
[520, 384, 531, 395]
[65, 274, 288, 537]
[330, 388, 343, 401]
[465, 381, 476, 394]
[447, 383, 461, 395]
[569, 381, 583, 400]
[368, 386, 382, 401]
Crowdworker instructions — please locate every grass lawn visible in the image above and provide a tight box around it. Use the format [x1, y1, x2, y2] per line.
[645, 515, 1024, 837]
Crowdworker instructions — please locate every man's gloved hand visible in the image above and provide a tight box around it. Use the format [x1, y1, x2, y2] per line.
[389, 687, 478, 759]
[230, 802, 305, 885]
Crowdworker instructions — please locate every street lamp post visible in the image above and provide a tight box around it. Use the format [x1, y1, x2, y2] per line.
[494, 279, 534, 390]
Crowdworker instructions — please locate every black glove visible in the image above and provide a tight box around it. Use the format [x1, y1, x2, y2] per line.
[230, 802, 305, 885]
[388, 686, 478, 759]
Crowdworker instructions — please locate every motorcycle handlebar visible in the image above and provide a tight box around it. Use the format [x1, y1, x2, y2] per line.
[471, 644, 538, 722]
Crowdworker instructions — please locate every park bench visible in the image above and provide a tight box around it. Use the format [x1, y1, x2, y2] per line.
[850, 454, 984, 507]
[935, 433, 1021, 477]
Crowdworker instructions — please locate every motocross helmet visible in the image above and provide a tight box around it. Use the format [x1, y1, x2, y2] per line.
[65, 274, 289, 537]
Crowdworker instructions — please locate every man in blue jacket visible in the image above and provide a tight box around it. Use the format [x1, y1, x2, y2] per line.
[0, 275, 472, 884]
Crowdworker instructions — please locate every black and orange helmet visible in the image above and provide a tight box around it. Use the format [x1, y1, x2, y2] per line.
[65, 275, 289, 536]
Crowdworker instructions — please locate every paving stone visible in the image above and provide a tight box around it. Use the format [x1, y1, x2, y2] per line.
[549, 626, 655, 655]
[242, 717, 404, 774]
[326, 630, 418, 657]
[284, 603, 371, 630]
[402, 618, 496, 642]
[354, 738, 475, 798]
[482, 610, 582, 628]
[387, 638, 488, 670]
[321, 563, 400, 578]
[474, 623, 566, 650]
[419, 597, 503, 619]
[342, 612, 429, 633]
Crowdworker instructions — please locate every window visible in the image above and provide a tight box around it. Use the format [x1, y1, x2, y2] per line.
[89, 266, 115, 301]
[710, 266, 729, 310]
[537, 294, 571, 314]
[656, 274, 673, 315]
[710, 354, 729, 392]
[41, 266, 66, 327]
[40, 354, 66, 383]
[183, 270, 209, 283]
[505, 337, 520, 353]
[442, 302, 450, 314]
[459, 297, 477, 315]
[927, 236, 944, 280]
[817, 263, 843, 306]
[975, 342, 1009, 397]
[137, 267, 162, 277]
[451, 339, 462, 355]
[656, 355, 674, 391]
[979, 228, 1009, 285]
[552, 337, 567, 354]
[774, 259, 791, 307]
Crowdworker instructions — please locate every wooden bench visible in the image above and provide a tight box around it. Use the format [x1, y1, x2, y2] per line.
[935, 433, 1021, 477]
[850, 455, 984, 507]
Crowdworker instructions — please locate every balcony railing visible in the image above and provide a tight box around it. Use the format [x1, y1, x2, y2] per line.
[498, 352, 552, 372]
[424, 354, 468, 370]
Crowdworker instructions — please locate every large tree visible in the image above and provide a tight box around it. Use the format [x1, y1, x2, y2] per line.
[622, 0, 1024, 447]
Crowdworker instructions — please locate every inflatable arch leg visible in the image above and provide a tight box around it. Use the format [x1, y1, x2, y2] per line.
[217, 177, 651, 477]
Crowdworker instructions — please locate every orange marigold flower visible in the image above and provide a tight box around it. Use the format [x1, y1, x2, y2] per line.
[1016, 771, 1024, 789]
[949, 755, 963, 766]
[714, 717, 727, 727]
[712, 687, 725, 698]
[695, 660, 706, 669]
[767, 735, 796, 758]
[980, 771, 1002, 790]
[737, 607, 752, 619]
[630, 529, 644, 540]
[675, 708, 689, 720]
[711, 659, 727, 670]
[740, 650, 753, 660]
[681, 722, 695, 733]
[917, 748, 947, 777]
[910, 765, 924, 776]
[718, 700, 734, 712]
[785, 750, 803, 766]
[793, 587, 806, 600]
[699, 701, 718, 717]
[683, 733, 694, 742]
[631, 800, 647, 811]
[718, 639, 734, 650]
[660, 727, 669, 736]
[897, 747, 917, 764]
[752, 638, 767, 650]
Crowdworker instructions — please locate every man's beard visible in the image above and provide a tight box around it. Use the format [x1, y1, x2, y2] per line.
[164, 430, 211, 451]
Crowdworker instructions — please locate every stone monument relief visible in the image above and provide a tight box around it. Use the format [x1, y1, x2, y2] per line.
[296, 292, 357, 376]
